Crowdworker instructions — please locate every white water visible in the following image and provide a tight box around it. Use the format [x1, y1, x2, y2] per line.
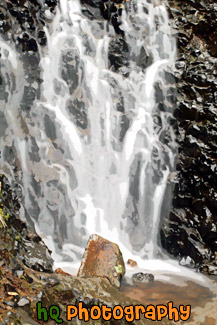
[0, 0, 181, 274]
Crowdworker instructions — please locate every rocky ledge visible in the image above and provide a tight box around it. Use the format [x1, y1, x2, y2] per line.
[161, 0, 217, 275]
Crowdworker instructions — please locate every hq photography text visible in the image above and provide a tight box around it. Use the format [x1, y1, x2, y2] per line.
[36, 301, 191, 323]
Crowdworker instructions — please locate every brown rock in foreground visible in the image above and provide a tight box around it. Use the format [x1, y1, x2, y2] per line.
[77, 234, 125, 288]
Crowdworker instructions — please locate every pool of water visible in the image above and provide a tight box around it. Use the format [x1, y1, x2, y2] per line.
[121, 272, 217, 324]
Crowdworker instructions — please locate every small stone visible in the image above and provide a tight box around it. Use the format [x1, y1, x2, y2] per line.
[4, 300, 13, 307]
[46, 277, 60, 286]
[40, 275, 47, 281]
[18, 297, 30, 307]
[77, 234, 125, 288]
[127, 259, 137, 267]
[14, 270, 24, 277]
[132, 272, 154, 284]
[180, 256, 194, 266]
[37, 291, 43, 299]
[7, 292, 18, 296]
[55, 268, 71, 276]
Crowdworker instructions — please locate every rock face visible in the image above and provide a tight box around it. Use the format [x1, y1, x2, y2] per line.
[0, 0, 58, 233]
[78, 234, 125, 288]
[0, 175, 53, 273]
[161, 0, 217, 275]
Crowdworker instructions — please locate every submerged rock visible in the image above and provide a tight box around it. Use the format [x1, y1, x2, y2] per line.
[78, 234, 125, 288]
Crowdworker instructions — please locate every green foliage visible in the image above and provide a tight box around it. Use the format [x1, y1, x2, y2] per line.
[114, 264, 123, 274]
[15, 235, 21, 242]
[35, 284, 42, 288]
[0, 180, 11, 228]
[0, 207, 10, 228]
[4, 213, 10, 220]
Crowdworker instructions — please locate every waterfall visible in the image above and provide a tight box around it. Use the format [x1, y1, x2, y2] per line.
[0, 0, 177, 267]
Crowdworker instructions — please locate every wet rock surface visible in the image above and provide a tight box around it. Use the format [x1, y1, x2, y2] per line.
[0, 0, 56, 112]
[0, 0, 58, 232]
[78, 234, 126, 288]
[0, 0, 57, 62]
[132, 273, 154, 284]
[0, 175, 53, 322]
[161, 0, 217, 275]
[81, 0, 153, 77]
[0, 175, 53, 273]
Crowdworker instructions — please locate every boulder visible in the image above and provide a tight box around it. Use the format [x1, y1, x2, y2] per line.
[77, 234, 125, 288]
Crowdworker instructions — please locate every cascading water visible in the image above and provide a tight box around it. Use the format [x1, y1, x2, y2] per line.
[0, 0, 177, 269]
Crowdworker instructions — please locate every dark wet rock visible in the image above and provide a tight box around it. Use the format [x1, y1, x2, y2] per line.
[78, 234, 125, 288]
[132, 272, 154, 284]
[26, 231, 41, 243]
[4, 283, 18, 296]
[0, 175, 53, 273]
[161, 0, 217, 275]
[61, 49, 80, 95]
[109, 36, 129, 75]
[0, 0, 57, 49]
[81, 0, 104, 21]
[0, 0, 58, 149]
[81, 0, 126, 34]
[67, 98, 88, 129]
